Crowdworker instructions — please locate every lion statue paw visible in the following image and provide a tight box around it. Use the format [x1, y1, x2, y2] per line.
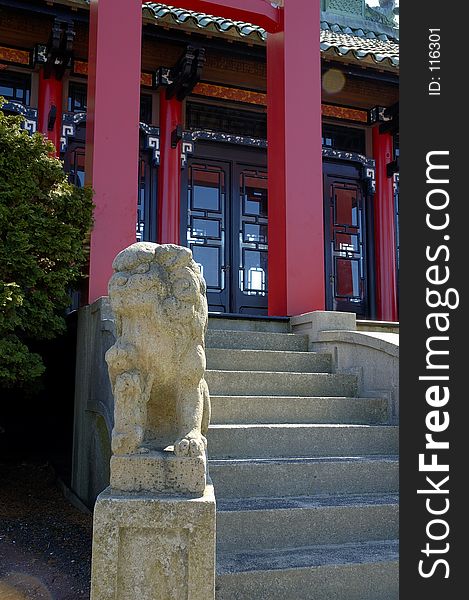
[174, 432, 207, 458]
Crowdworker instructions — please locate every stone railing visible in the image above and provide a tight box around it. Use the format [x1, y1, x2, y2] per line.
[291, 311, 399, 424]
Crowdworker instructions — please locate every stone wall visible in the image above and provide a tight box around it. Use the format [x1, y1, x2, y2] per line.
[71, 298, 115, 507]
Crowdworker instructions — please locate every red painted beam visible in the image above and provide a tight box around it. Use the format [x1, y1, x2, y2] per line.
[37, 69, 63, 156]
[149, 0, 282, 32]
[86, 0, 142, 303]
[267, 0, 325, 316]
[158, 94, 183, 244]
[372, 126, 398, 321]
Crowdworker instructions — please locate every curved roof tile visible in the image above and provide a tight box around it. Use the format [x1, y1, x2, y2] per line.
[142, 3, 267, 42]
[320, 28, 399, 67]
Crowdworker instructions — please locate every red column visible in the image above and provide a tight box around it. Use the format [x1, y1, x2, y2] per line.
[372, 126, 398, 321]
[267, 0, 324, 316]
[267, 30, 286, 315]
[85, 0, 142, 303]
[157, 94, 183, 244]
[37, 69, 63, 156]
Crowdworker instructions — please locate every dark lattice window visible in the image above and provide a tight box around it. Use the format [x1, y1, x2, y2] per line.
[140, 94, 152, 123]
[68, 82, 87, 112]
[322, 124, 366, 155]
[68, 147, 86, 188]
[187, 102, 267, 139]
[67, 83, 152, 123]
[0, 72, 31, 105]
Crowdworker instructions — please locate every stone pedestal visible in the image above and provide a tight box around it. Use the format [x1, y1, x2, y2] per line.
[91, 483, 216, 600]
[110, 449, 207, 495]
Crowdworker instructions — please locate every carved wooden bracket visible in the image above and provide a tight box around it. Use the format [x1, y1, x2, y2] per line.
[34, 18, 75, 80]
[155, 46, 206, 102]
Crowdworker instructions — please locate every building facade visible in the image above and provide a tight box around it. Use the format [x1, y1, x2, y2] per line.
[0, 0, 399, 320]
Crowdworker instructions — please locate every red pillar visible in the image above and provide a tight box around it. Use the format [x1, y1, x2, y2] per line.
[85, 0, 142, 303]
[372, 126, 398, 321]
[267, 30, 286, 315]
[157, 94, 183, 244]
[37, 69, 63, 156]
[267, 0, 324, 316]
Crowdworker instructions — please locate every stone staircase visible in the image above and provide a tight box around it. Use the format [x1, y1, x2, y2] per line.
[205, 316, 399, 600]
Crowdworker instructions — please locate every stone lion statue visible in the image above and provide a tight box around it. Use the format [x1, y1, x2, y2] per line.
[105, 242, 210, 459]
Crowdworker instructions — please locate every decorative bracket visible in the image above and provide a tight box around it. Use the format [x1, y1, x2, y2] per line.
[60, 111, 86, 153]
[47, 106, 57, 131]
[1, 101, 38, 134]
[387, 157, 399, 178]
[369, 102, 399, 135]
[379, 103, 399, 135]
[140, 122, 160, 165]
[364, 165, 376, 195]
[321, 147, 376, 195]
[171, 124, 183, 149]
[154, 67, 171, 88]
[34, 18, 75, 80]
[369, 105, 389, 125]
[155, 46, 206, 102]
[59, 116, 192, 168]
[393, 172, 399, 197]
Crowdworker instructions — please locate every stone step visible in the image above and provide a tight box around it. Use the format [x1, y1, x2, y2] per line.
[206, 329, 308, 352]
[208, 424, 398, 459]
[206, 370, 357, 397]
[216, 540, 399, 600]
[210, 395, 388, 425]
[216, 493, 399, 552]
[208, 315, 290, 333]
[206, 348, 331, 373]
[209, 456, 399, 498]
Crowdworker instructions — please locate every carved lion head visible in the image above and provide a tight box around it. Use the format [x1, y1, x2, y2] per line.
[108, 242, 208, 337]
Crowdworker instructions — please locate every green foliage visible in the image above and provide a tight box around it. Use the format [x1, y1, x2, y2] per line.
[0, 98, 94, 388]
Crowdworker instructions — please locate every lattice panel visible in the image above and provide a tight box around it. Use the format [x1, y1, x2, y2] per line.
[238, 169, 268, 296]
[330, 182, 365, 302]
[186, 164, 226, 292]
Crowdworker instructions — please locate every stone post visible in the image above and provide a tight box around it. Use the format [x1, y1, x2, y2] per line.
[90, 242, 216, 600]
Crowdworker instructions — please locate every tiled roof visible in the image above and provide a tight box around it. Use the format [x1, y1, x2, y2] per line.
[45, 1, 399, 68]
[320, 27, 399, 67]
[142, 3, 267, 41]
[320, 21, 397, 43]
[143, 3, 398, 67]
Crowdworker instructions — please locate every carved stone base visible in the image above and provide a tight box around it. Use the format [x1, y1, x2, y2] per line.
[90, 484, 216, 600]
[110, 449, 207, 495]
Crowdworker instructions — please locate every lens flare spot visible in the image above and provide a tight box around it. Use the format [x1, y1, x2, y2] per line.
[322, 69, 346, 94]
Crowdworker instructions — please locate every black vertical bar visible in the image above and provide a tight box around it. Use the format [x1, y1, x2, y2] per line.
[366, 186, 377, 320]
[400, 1, 467, 597]
[231, 160, 239, 314]
[179, 162, 188, 247]
[150, 165, 158, 243]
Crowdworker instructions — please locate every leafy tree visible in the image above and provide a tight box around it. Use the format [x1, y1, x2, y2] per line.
[0, 99, 93, 388]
